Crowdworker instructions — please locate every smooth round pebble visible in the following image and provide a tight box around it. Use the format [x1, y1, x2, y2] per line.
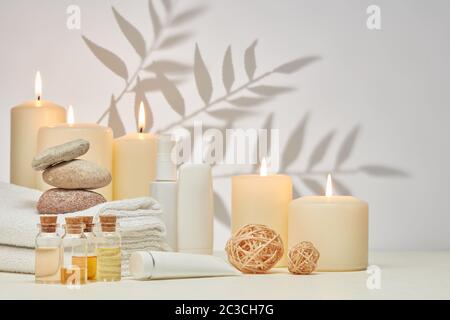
[32, 139, 90, 171]
[43, 159, 112, 190]
[37, 189, 106, 214]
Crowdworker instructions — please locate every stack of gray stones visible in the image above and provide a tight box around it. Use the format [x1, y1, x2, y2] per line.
[32, 139, 111, 214]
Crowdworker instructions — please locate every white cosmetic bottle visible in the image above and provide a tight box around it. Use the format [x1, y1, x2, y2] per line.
[150, 135, 178, 251]
[177, 163, 214, 255]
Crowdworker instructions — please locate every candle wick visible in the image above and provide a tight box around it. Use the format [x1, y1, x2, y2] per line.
[37, 96, 41, 101]
[139, 127, 143, 133]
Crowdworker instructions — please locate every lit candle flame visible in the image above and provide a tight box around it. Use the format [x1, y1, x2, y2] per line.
[138, 102, 145, 133]
[326, 173, 333, 197]
[67, 105, 75, 125]
[35, 71, 42, 104]
[260, 157, 268, 177]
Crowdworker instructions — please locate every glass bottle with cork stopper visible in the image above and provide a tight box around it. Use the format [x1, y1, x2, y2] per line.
[35, 215, 62, 284]
[61, 217, 88, 285]
[81, 216, 97, 281]
[96, 214, 121, 282]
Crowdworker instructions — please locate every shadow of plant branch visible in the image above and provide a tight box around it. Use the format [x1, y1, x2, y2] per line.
[155, 56, 319, 134]
[81, 0, 410, 227]
[83, 1, 205, 135]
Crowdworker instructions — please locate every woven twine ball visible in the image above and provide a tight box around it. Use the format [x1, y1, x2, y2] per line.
[225, 224, 284, 274]
[288, 241, 320, 275]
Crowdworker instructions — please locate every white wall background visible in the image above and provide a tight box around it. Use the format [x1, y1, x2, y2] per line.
[1, 0, 449, 251]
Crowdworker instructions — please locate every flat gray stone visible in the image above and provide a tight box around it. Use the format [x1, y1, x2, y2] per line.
[32, 139, 90, 171]
[43, 159, 111, 190]
[37, 188, 106, 214]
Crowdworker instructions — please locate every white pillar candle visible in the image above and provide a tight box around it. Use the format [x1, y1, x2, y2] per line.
[288, 175, 369, 271]
[10, 72, 66, 188]
[231, 159, 292, 266]
[36, 106, 113, 200]
[113, 102, 157, 200]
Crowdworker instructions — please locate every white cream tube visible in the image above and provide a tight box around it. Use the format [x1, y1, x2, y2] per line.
[129, 251, 240, 280]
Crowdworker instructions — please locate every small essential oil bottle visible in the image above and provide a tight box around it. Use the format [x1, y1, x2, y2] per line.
[35, 215, 62, 284]
[61, 217, 88, 285]
[96, 215, 121, 282]
[81, 216, 97, 281]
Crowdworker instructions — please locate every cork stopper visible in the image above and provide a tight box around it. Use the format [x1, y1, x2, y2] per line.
[81, 216, 94, 232]
[99, 214, 117, 232]
[65, 216, 83, 234]
[39, 215, 57, 233]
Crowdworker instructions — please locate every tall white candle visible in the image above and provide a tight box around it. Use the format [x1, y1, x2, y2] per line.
[10, 72, 66, 188]
[113, 102, 157, 200]
[36, 106, 113, 200]
[288, 175, 369, 271]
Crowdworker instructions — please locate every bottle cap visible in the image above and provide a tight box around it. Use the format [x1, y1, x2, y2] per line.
[157, 135, 174, 154]
[129, 251, 155, 279]
[39, 215, 57, 233]
[99, 214, 117, 232]
[64, 216, 83, 234]
[155, 135, 177, 181]
[81, 216, 94, 232]
[65, 216, 82, 225]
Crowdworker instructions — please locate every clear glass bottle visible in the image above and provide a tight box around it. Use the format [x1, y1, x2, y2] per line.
[61, 217, 88, 285]
[96, 215, 121, 282]
[35, 215, 62, 284]
[81, 216, 97, 281]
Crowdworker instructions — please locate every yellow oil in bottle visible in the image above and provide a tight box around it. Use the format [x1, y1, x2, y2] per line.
[96, 247, 121, 282]
[87, 255, 97, 281]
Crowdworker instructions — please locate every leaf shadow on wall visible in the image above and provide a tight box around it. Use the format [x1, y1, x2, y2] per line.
[82, 1, 205, 135]
[80, 0, 409, 229]
[277, 116, 410, 198]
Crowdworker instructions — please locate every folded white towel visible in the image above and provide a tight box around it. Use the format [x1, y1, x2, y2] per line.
[0, 182, 171, 275]
[0, 182, 42, 248]
[0, 245, 34, 274]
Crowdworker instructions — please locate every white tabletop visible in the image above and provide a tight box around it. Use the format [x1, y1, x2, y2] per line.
[0, 252, 449, 300]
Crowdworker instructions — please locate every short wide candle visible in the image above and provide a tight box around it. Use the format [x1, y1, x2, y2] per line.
[288, 175, 368, 271]
[232, 161, 292, 266]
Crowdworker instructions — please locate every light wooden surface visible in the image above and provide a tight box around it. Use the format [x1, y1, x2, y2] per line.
[0, 252, 449, 300]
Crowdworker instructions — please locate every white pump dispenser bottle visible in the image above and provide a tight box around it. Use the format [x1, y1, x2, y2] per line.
[150, 135, 178, 251]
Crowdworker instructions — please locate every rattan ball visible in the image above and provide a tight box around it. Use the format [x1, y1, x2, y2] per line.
[288, 241, 320, 275]
[225, 224, 284, 274]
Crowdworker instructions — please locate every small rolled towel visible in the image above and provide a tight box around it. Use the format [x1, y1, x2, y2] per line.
[0, 182, 171, 276]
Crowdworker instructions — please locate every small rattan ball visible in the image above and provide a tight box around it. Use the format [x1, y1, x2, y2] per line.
[225, 224, 284, 274]
[288, 241, 320, 275]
